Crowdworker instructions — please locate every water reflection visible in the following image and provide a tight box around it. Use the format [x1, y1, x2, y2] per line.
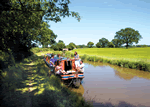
[114, 70, 135, 80]
[84, 60, 150, 80]
[82, 60, 150, 107]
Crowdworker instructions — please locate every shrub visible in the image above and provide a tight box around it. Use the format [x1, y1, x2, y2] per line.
[102, 59, 108, 63]
[128, 62, 136, 69]
[81, 54, 87, 60]
[117, 60, 123, 67]
[98, 57, 103, 62]
[136, 61, 144, 70]
[145, 63, 150, 72]
[90, 56, 94, 61]
[87, 56, 92, 61]
[123, 61, 129, 68]
[71, 53, 74, 57]
[111, 60, 118, 65]
[94, 56, 99, 62]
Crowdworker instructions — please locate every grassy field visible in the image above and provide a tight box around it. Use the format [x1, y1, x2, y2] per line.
[71, 47, 150, 63]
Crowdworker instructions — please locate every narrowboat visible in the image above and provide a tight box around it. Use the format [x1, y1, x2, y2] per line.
[44, 53, 84, 88]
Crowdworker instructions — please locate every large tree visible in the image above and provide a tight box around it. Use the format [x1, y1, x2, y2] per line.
[99, 38, 109, 48]
[87, 41, 94, 48]
[56, 42, 66, 51]
[107, 42, 115, 48]
[58, 40, 64, 43]
[96, 42, 101, 48]
[67, 42, 76, 50]
[111, 39, 122, 48]
[115, 28, 142, 49]
[0, 0, 81, 52]
[33, 22, 57, 48]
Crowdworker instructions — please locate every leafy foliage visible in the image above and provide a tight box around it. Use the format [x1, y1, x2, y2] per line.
[99, 38, 109, 48]
[111, 39, 122, 48]
[67, 42, 76, 50]
[0, 0, 81, 69]
[56, 42, 66, 51]
[107, 42, 115, 48]
[96, 42, 102, 48]
[115, 28, 142, 49]
[87, 41, 94, 48]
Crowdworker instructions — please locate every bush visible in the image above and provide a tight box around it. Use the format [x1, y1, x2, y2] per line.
[128, 62, 136, 69]
[87, 56, 92, 61]
[98, 57, 103, 62]
[93, 56, 99, 62]
[123, 61, 129, 68]
[102, 59, 108, 63]
[145, 63, 150, 72]
[80, 54, 87, 61]
[117, 60, 123, 67]
[71, 53, 74, 57]
[136, 61, 144, 70]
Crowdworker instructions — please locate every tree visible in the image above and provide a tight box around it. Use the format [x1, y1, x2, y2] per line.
[33, 22, 57, 48]
[115, 28, 142, 49]
[0, 0, 81, 53]
[51, 44, 59, 51]
[96, 42, 101, 48]
[56, 42, 66, 51]
[31, 43, 38, 47]
[67, 42, 76, 50]
[58, 40, 64, 43]
[99, 38, 109, 48]
[107, 42, 115, 48]
[111, 39, 122, 48]
[77, 44, 86, 48]
[87, 41, 94, 48]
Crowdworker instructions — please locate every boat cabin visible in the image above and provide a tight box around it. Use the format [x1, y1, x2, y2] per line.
[44, 53, 84, 88]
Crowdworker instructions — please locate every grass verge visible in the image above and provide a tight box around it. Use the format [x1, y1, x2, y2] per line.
[0, 53, 92, 107]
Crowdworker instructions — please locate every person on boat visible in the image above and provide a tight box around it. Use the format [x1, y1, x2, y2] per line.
[55, 61, 66, 75]
[74, 51, 80, 67]
[76, 60, 84, 73]
[50, 54, 57, 72]
[57, 54, 62, 60]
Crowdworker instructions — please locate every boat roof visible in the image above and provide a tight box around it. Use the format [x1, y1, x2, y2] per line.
[45, 54, 68, 61]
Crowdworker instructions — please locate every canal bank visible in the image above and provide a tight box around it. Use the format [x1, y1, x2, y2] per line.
[0, 54, 92, 107]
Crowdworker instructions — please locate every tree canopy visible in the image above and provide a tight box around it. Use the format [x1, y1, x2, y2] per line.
[67, 42, 76, 50]
[87, 41, 94, 48]
[0, 0, 81, 69]
[56, 42, 66, 51]
[115, 28, 142, 48]
[58, 40, 64, 43]
[107, 42, 115, 48]
[96, 42, 101, 48]
[99, 38, 109, 48]
[111, 39, 122, 48]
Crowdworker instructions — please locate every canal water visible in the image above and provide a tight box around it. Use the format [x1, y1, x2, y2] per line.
[74, 61, 150, 107]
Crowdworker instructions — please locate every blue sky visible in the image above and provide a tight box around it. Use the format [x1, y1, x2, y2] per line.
[48, 0, 150, 46]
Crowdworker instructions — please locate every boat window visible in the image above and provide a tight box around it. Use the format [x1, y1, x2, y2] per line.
[65, 61, 72, 71]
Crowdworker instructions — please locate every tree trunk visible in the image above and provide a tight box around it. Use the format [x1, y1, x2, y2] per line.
[126, 42, 129, 49]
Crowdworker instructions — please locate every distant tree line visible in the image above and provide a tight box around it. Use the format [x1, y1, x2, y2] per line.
[87, 27, 143, 49]
[50, 27, 146, 50]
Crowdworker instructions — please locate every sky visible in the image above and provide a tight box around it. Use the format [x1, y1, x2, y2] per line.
[47, 0, 150, 46]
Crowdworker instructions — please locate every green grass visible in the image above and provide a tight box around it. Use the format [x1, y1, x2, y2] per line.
[71, 47, 150, 63]
[1, 52, 92, 107]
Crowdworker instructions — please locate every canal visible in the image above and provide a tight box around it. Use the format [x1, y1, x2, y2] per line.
[74, 61, 150, 107]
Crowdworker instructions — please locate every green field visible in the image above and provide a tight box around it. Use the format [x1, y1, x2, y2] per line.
[71, 47, 150, 63]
